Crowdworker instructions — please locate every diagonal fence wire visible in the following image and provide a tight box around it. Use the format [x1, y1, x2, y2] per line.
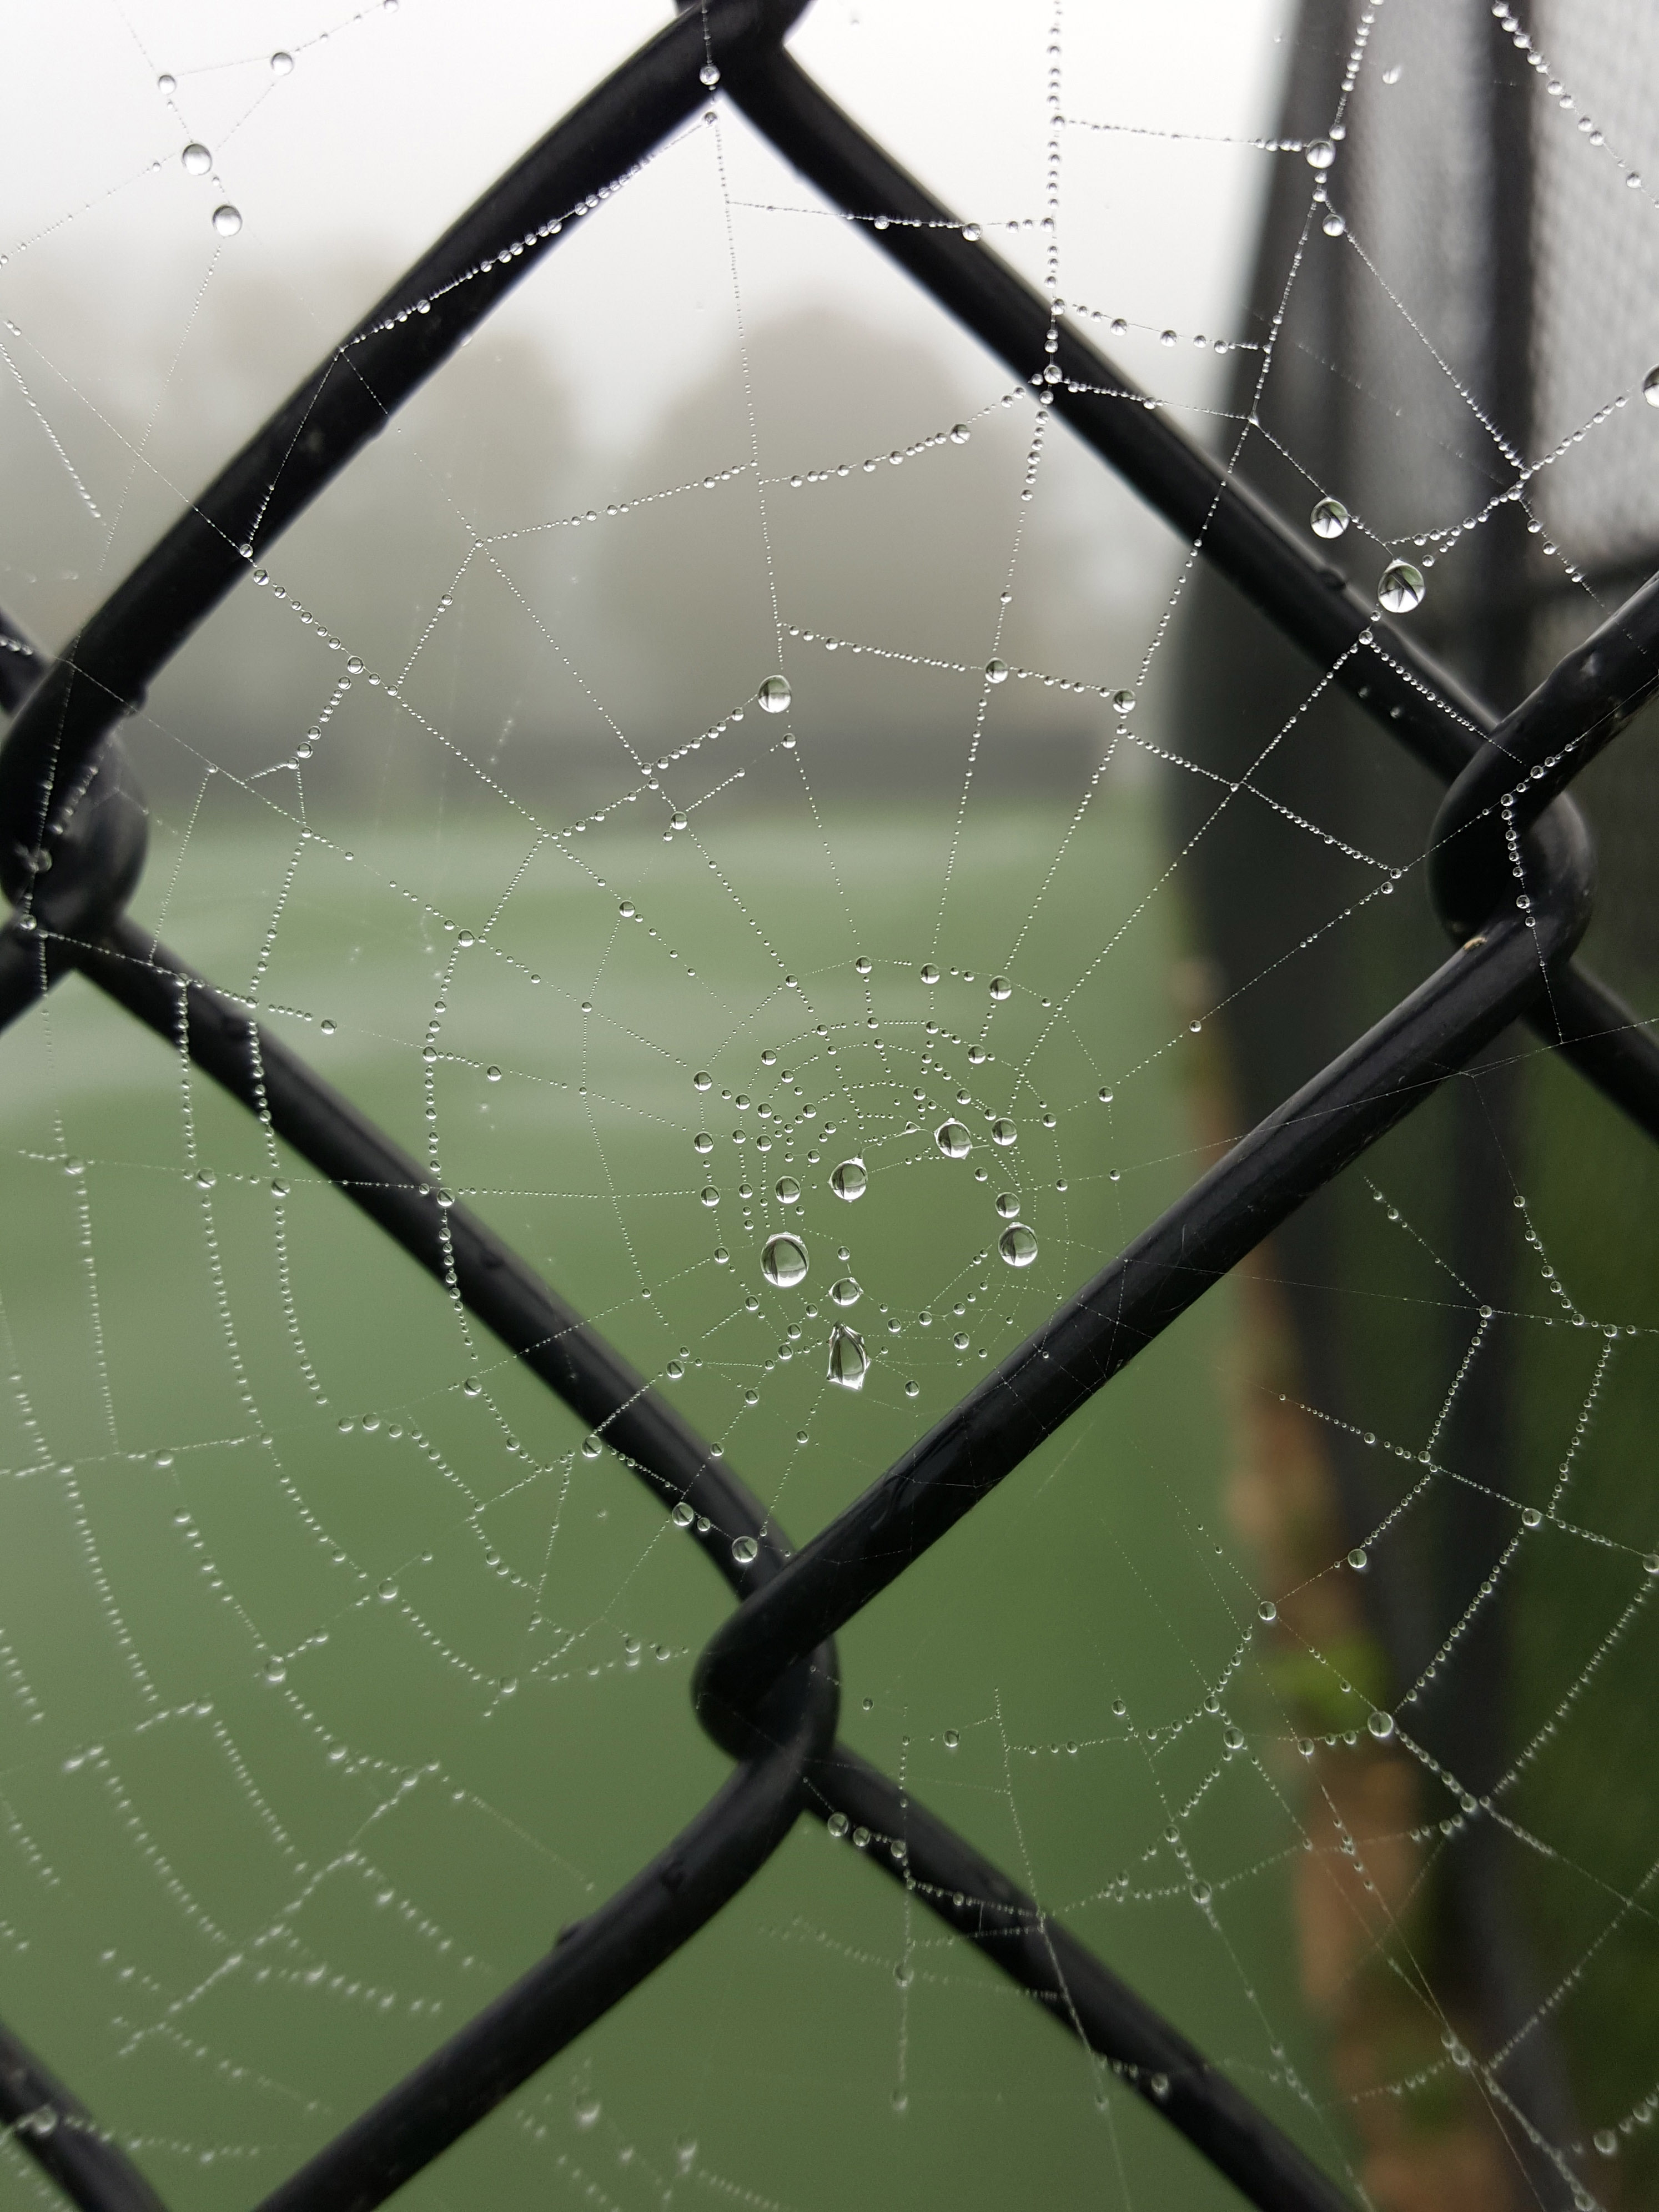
[0, 5, 1655, 2211]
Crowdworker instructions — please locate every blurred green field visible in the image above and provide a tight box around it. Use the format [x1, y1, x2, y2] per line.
[0, 787, 1355, 2210]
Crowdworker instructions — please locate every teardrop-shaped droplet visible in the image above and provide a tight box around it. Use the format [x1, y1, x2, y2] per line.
[998, 1223, 1038, 1268]
[775, 1176, 801, 1203]
[988, 976, 1011, 1001]
[182, 142, 212, 174]
[212, 203, 243, 236]
[934, 1119, 972, 1159]
[984, 658, 1008, 684]
[1645, 365, 1659, 407]
[1310, 496, 1349, 539]
[830, 1275, 862, 1307]
[827, 1324, 869, 1391]
[1378, 559, 1425, 614]
[830, 1157, 867, 1201]
[991, 1118, 1017, 1147]
[761, 1231, 809, 1289]
[758, 674, 791, 714]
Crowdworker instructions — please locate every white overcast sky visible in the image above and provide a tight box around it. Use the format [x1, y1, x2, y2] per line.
[4, 0, 1296, 451]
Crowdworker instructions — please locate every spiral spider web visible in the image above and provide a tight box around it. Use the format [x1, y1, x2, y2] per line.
[0, 4, 1656, 2211]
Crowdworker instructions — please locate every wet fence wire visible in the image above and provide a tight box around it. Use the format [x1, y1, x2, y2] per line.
[2, 3, 1658, 2209]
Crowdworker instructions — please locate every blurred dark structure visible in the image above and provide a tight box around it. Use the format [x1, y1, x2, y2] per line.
[1175, 1, 1659, 2201]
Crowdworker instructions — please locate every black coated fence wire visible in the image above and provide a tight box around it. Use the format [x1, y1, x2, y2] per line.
[2, 5, 1657, 2210]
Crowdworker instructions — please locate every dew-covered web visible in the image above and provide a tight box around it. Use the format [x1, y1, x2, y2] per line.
[2, 1, 1659, 2208]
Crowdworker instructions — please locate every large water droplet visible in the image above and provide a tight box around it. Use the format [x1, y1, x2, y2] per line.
[761, 1232, 809, 1289]
[270, 49, 295, 74]
[984, 658, 1008, 683]
[699, 61, 721, 87]
[830, 1157, 867, 1201]
[991, 1118, 1018, 1147]
[828, 1324, 869, 1390]
[1367, 1709, 1395, 1741]
[1305, 138, 1335, 169]
[995, 1193, 1022, 1219]
[920, 963, 940, 984]
[1310, 496, 1349, 539]
[700, 1187, 721, 1209]
[1644, 365, 1659, 407]
[775, 1176, 801, 1203]
[988, 976, 1011, 1001]
[1378, 560, 1425, 614]
[1111, 688, 1135, 715]
[998, 1223, 1038, 1268]
[182, 142, 212, 174]
[212, 204, 243, 236]
[830, 1276, 862, 1307]
[934, 1119, 972, 1159]
[693, 1070, 712, 1091]
[732, 1534, 758, 1565]
[758, 674, 791, 714]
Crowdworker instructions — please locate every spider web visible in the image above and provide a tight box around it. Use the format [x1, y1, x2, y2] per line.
[0, 3, 1656, 2210]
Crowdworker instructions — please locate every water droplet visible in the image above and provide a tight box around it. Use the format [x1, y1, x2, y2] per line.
[775, 1176, 801, 1203]
[935, 1119, 972, 1159]
[995, 1193, 1022, 1219]
[991, 1118, 1017, 1147]
[1258, 1599, 1277, 1624]
[63, 1158, 84, 1178]
[157, 72, 176, 93]
[1305, 138, 1335, 169]
[378, 1578, 398, 1602]
[1348, 1545, 1369, 1570]
[1381, 62, 1402, 84]
[758, 674, 791, 713]
[1378, 560, 1425, 614]
[762, 1233, 809, 1289]
[461, 1377, 482, 1399]
[1310, 496, 1349, 539]
[1644, 1553, 1659, 1576]
[18, 2107, 58, 2140]
[1190, 1880, 1212, 1907]
[920, 963, 940, 984]
[574, 2093, 601, 2128]
[1367, 1709, 1395, 1741]
[1322, 212, 1346, 237]
[1645, 366, 1659, 407]
[699, 61, 721, 86]
[675, 2137, 697, 2175]
[270, 49, 295, 74]
[1222, 1722, 1245, 1751]
[700, 1187, 721, 1208]
[264, 1657, 286, 1685]
[854, 954, 873, 977]
[581, 1435, 602, 1459]
[828, 1810, 850, 1837]
[828, 1324, 869, 1391]
[830, 1276, 862, 1308]
[985, 658, 1009, 683]
[195, 1169, 217, 1190]
[182, 142, 212, 174]
[485, 1065, 501, 1083]
[998, 1223, 1038, 1268]
[830, 1158, 867, 1201]
[435, 1187, 455, 1208]
[1521, 1506, 1542, 1530]
[953, 1331, 971, 1351]
[988, 976, 1011, 1000]
[732, 1534, 758, 1565]
[212, 204, 243, 237]
[1593, 2129, 1618, 2158]
[672, 1501, 695, 1527]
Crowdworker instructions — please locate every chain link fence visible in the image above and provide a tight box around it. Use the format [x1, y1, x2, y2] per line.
[1, 4, 1655, 2209]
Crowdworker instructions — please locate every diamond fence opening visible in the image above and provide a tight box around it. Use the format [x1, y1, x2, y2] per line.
[2, 3, 1657, 2210]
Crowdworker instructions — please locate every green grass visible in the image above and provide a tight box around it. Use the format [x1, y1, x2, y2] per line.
[0, 786, 1350, 2209]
